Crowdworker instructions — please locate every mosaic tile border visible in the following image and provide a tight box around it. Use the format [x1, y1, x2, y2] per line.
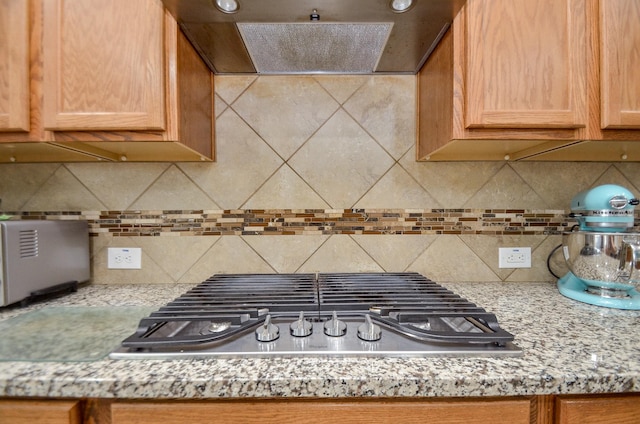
[7, 209, 636, 237]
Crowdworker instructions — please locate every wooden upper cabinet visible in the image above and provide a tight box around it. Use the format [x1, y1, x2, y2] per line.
[42, 0, 165, 131]
[465, 0, 587, 130]
[0, 0, 214, 162]
[417, 0, 589, 161]
[598, 0, 640, 130]
[0, 0, 30, 132]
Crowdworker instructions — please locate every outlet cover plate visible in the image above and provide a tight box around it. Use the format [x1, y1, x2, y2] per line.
[107, 247, 142, 269]
[498, 247, 531, 268]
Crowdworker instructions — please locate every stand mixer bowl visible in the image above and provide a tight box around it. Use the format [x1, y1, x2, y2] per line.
[563, 231, 640, 297]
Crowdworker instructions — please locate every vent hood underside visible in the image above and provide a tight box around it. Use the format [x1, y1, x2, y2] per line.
[161, 0, 466, 74]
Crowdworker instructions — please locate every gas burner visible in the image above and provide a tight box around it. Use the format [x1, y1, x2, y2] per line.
[110, 273, 521, 359]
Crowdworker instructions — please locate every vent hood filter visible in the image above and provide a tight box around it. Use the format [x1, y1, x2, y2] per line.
[237, 23, 393, 74]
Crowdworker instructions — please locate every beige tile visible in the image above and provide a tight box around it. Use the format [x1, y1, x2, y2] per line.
[214, 75, 257, 104]
[511, 162, 611, 210]
[0, 163, 59, 211]
[179, 109, 283, 209]
[614, 163, 640, 193]
[351, 234, 435, 271]
[465, 165, 545, 209]
[91, 236, 174, 284]
[23, 166, 106, 211]
[343, 75, 416, 159]
[297, 235, 383, 273]
[66, 162, 168, 210]
[408, 236, 500, 282]
[313, 75, 369, 104]
[232, 76, 339, 159]
[354, 164, 439, 208]
[243, 165, 330, 209]
[179, 236, 274, 282]
[243, 235, 329, 273]
[130, 165, 219, 210]
[289, 110, 394, 208]
[214, 94, 228, 118]
[592, 166, 638, 192]
[399, 156, 504, 208]
[135, 236, 219, 281]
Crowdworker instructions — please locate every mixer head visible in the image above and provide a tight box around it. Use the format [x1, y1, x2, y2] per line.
[570, 184, 638, 232]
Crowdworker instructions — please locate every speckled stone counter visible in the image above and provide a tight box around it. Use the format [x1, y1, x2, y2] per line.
[0, 281, 638, 399]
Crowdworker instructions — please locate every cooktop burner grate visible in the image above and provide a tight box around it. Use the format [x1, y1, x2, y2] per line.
[112, 272, 521, 358]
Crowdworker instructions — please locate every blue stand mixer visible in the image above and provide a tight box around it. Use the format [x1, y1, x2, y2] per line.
[558, 184, 640, 309]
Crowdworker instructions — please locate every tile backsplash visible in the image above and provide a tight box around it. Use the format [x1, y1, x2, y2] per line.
[1, 75, 639, 284]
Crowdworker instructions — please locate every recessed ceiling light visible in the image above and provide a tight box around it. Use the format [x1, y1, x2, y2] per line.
[390, 0, 414, 13]
[214, 0, 239, 14]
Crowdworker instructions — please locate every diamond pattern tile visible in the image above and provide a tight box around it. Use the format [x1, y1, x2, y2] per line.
[289, 110, 395, 208]
[23, 166, 105, 211]
[343, 76, 416, 159]
[3, 75, 640, 285]
[243, 165, 330, 209]
[179, 109, 283, 209]
[232, 76, 339, 159]
[67, 162, 168, 210]
[130, 165, 219, 210]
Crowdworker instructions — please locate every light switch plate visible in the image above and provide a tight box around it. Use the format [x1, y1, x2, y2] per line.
[498, 247, 531, 268]
[107, 247, 142, 269]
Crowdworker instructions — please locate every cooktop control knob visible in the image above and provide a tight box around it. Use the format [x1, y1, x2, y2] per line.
[357, 314, 381, 342]
[255, 315, 280, 342]
[323, 311, 347, 337]
[290, 311, 313, 337]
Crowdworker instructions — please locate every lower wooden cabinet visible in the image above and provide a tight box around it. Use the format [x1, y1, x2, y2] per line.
[0, 400, 82, 424]
[555, 394, 640, 424]
[1, 394, 639, 424]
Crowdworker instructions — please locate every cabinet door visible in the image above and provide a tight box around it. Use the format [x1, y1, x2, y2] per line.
[0, 0, 29, 132]
[599, 0, 640, 129]
[465, 0, 587, 129]
[42, 0, 165, 131]
[0, 400, 82, 424]
[556, 395, 640, 424]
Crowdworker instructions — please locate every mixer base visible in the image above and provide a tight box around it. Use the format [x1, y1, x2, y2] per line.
[558, 272, 640, 310]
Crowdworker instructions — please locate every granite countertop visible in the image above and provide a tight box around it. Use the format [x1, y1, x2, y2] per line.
[0, 281, 638, 399]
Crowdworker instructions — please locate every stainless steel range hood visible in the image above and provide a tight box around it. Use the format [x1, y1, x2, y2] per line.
[161, 0, 466, 74]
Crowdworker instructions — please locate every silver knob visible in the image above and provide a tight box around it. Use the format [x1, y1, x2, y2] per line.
[357, 315, 381, 342]
[290, 311, 313, 337]
[323, 311, 347, 337]
[255, 315, 279, 342]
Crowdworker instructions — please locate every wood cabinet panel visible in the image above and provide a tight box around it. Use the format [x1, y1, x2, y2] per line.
[111, 398, 533, 424]
[417, 0, 587, 161]
[0, 399, 82, 424]
[466, 0, 587, 129]
[42, 0, 165, 131]
[599, 0, 640, 129]
[556, 395, 640, 424]
[0, 0, 30, 132]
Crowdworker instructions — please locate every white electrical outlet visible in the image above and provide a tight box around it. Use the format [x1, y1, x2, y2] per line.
[107, 247, 142, 269]
[498, 247, 531, 268]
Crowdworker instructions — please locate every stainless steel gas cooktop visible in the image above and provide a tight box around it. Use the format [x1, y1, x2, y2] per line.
[110, 273, 521, 359]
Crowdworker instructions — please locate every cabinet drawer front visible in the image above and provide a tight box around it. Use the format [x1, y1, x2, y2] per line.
[466, 0, 587, 130]
[112, 399, 532, 424]
[42, 0, 165, 131]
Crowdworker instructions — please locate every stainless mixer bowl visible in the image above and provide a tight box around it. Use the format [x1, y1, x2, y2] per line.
[562, 231, 640, 292]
